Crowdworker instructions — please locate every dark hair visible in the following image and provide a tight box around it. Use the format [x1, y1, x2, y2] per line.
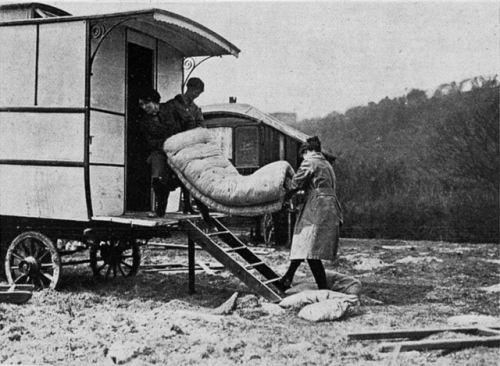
[137, 88, 161, 103]
[300, 136, 322, 154]
[186, 77, 205, 91]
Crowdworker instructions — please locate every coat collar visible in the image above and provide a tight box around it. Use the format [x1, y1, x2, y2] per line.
[304, 152, 326, 161]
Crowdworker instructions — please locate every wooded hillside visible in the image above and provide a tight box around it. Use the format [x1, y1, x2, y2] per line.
[288, 76, 499, 243]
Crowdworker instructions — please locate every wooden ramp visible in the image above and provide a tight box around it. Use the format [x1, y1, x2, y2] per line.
[180, 217, 285, 302]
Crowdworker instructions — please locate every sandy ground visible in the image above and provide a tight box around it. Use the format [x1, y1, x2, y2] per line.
[1, 230, 499, 365]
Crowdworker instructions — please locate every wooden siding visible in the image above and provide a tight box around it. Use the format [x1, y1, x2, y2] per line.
[90, 21, 126, 114]
[0, 112, 85, 162]
[89, 166, 124, 216]
[0, 165, 88, 220]
[89, 111, 124, 165]
[38, 21, 86, 107]
[0, 25, 37, 106]
[157, 41, 183, 101]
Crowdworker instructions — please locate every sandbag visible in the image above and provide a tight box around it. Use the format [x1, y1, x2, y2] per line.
[298, 299, 351, 322]
[279, 290, 359, 310]
[285, 271, 362, 297]
[164, 128, 294, 216]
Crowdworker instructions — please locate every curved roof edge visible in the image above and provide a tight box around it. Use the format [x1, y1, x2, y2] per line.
[202, 103, 336, 159]
[0, 7, 240, 58]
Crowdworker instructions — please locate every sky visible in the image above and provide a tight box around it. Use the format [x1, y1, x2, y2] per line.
[7, 0, 499, 120]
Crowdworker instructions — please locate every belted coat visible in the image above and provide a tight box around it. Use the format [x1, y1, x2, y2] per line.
[288, 152, 343, 261]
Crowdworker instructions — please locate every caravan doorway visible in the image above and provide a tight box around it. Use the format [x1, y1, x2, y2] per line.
[126, 42, 154, 212]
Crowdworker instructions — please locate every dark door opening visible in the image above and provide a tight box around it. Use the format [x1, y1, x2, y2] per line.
[126, 43, 154, 212]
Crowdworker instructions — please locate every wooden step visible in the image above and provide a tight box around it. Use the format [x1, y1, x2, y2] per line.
[246, 261, 264, 269]
[225, 246, 248, 253]
[180, 218, 284, 302]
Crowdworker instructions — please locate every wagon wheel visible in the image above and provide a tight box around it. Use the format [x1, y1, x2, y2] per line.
[261, 213, 274, 245]
[4, 231, 61, 289]
[89, 239, 141, 278]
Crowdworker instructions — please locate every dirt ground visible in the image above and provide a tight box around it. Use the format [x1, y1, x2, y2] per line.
[0, 227, 499, 366]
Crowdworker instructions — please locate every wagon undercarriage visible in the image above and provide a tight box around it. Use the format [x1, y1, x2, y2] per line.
[1, 212, 286, 302]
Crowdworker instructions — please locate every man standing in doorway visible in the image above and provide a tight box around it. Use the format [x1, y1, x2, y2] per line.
[162, 78, 212, 221]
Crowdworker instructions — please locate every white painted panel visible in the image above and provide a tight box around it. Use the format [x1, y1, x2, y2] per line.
[89, 111, 124, 165]
[157, 42, 183, 101]
[210, 127, 233, 159]
[0, 25, 36, 106]
[38, 21, 86, 107]
[91, 23, 125, 113]
[0, 112, 84, 162]
[90, 165, 124, 216]
[0, 165, 88, 220]
[166, 188, 181, 213]
[128, 29, 156, 50]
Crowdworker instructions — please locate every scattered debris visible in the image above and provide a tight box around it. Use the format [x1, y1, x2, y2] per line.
[211, 292, 239, 315]
[479, 283, 500, 293]
[108, 341, 148, 364]
[260, 302, 286, 316]
[381, 245, 415, 251]
[395, 256, 443, 264]
[236, 294, 261, 310]
[352, 258, 394, 271]
[484, 259, 500, 265]
[447, 315, 500, 328]
[348, 326, 500, 365]
[141, 262, 224, 274]
[360, 295, 384, 306]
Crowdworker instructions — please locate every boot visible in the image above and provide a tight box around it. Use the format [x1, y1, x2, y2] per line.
[181, 186, 196, 214]
[308, 259, 328, 290]
[278, 259, 303, 291]
[149, 178, 169, 218]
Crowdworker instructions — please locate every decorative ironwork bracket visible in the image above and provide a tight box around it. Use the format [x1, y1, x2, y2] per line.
[89, 17, 139, 72]
[182, 56, 219, 90]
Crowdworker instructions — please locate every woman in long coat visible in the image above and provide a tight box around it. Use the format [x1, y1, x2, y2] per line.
[279, 136, 343, 290]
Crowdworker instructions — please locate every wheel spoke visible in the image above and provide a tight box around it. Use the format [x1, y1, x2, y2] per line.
[112, 263, 117, 278]
[120, 260, 133, 269]
[22, 239, 32, 256]
[40, 263, 54, 268]
[38, 250, 50, 262]
[118, 263, 127, 277]
[105, 264, 112, 278]
[39, 270, 53, 282]
[15, 245, 28, 258]
[13, 273, 28, 284]
[11, 251, 24, 262]
[95, 263, 106, 273]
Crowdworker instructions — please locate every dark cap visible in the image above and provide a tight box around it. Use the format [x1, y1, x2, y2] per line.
[186, 77, 205, 91]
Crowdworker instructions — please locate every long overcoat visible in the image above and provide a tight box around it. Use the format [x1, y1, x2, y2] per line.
[288, 152, 343, 261]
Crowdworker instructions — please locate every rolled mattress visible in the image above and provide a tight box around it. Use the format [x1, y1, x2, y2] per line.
[164, 128, 294, 216]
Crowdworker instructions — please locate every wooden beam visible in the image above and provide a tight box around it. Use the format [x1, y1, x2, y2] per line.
[379, 336, 500, 353]
[348, 327, 483, 340]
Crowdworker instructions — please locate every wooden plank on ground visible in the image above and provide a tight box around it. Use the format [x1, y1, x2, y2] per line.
[348, 327, 482, 340]
[379, 336, 500, 353]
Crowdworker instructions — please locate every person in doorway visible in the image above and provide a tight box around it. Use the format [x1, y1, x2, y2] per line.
[161, 78, 213, 226]
[278, 136, 343, 290]
[138, 79, 212, 225]
[138, 88, 179, 218]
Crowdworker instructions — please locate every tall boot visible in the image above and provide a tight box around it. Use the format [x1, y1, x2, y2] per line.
[152, 178, 169, 217]
[181, 186, 196, 214]
[278, 259, 303, 290]
[307, 259, 328, 290]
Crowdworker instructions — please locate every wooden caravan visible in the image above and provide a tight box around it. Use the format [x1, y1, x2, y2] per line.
[203, 103, 335, 173]
[0, 3, 240, 289]
[0, 3, 239, 222]
[202, 103, 336, 245]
